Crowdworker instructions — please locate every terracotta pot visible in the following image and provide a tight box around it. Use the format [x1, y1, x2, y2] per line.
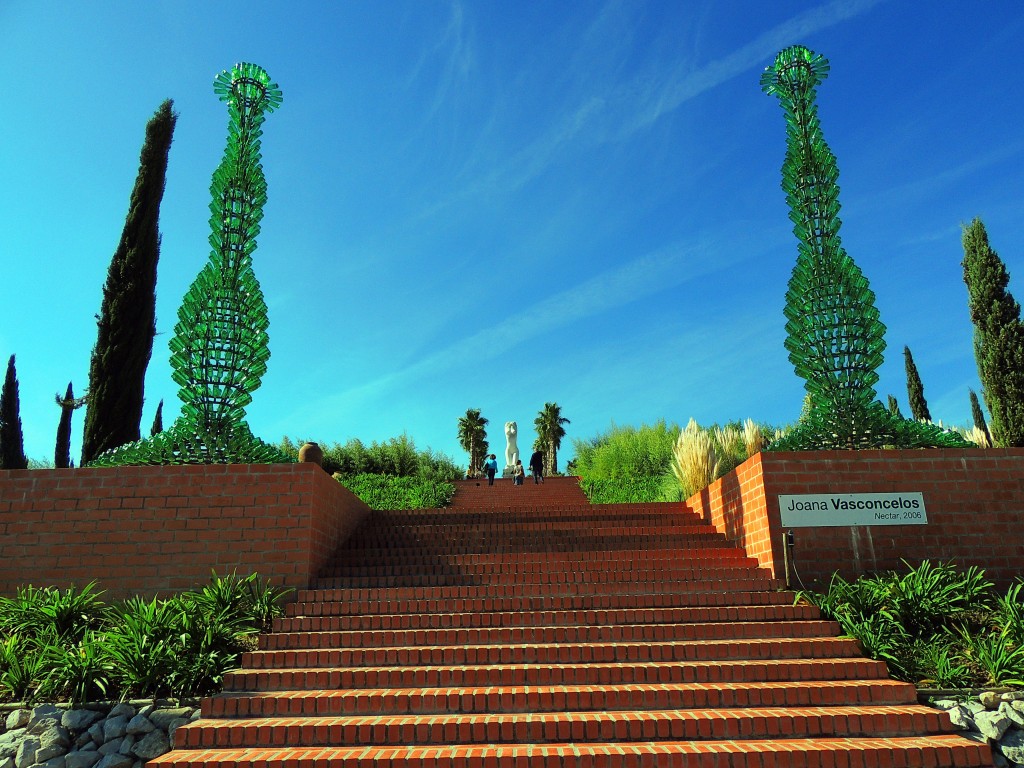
[298, 442, 324, 466]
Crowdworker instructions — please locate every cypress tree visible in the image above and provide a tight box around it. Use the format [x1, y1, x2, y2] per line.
[150, 399, 164, 436]
[904, 346, 931, 422]
[81, 100, 177, 464]
[969, 388, 992, 447]
[887, 395, 903, 418]
[0, 355, 28, 470]
[54, 382, 86, 469]
[962, 218, 1024, 447]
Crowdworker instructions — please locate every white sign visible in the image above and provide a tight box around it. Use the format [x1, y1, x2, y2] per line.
[779, 492, 927, 527]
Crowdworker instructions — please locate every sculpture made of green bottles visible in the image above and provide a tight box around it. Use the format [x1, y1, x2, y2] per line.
[89, 63, 293, 465]
[762, 45, 966, 450]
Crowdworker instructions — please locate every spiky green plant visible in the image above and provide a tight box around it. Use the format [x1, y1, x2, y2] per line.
[760, 45, 967, 450]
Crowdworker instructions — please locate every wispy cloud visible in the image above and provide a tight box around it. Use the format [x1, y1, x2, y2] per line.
[421, 0, 887, 215]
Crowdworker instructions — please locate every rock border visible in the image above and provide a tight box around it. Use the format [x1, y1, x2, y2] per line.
[928, 690, 1024, 767]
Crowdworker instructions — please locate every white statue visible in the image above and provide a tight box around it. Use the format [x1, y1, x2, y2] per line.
[504, 421, 519, 470]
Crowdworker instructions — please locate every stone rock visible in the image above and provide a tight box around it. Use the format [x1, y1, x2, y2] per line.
[1013, 701, 1024, 716]
[28, 707, 60, 731]
[117, 736, 136, 756]
[1002, 691, 1024, 703]
[124, 717, 153, 738]
[0, 743, 18, 761]
[106, 706, 135, 721]
[93, 754, 132, 768]
[102, 717, 128, 744]
[14, 737, 39, 768]
[61, 711, 102, 732]
[931, 698, 958, 710]
[78, 742, 98, 753]
[967, 700, 989, 715]
[999, 729, 1024, 765]
[0, 730, 22, 748]
[189, 710, 201, 722]
[41, 755, 66, 768]
[1001, 702, 1024, 728]
[65, 752, 101, 768]
[131, 731, 169, 761]
[131, 761, 142, 768]
[993, 751, 1010, 768]
[96, 740, 123, 757]
[86, 724, 104, 747]
[36, 725, 72, 762]
[165, 719, 189, 744]
[147, 710, 192, 731]
[947, 705, 976, 731]
[6, 713, 29, 732]
[980, 691, 1004, 709]
[977, 709, 1014, 741]
[0, 756, 13, 768]
[134, 706, 153, 719]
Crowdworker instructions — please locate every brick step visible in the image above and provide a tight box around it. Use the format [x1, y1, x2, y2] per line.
[203, 679, 919, 718]
[360, 507, 698, 523]
[175, 704, 950, 749]
[318, 547, 755, 572]
[348, 522, 712, 536]
[302, 566, 770, 590]
[240, 637, 860, 670]
[285, 590, 796, 618]
[145, 734, 992, 768]
[317, 557, 761, 580]
[273, 603, 822, 633]
[334, 534, 735, 554]
[289, 580, 783, 611]
[258, 620, 841, 650]
[221, 657, 888, 692]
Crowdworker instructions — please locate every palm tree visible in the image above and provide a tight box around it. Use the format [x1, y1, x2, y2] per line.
[457, 408, 489, 476]
[534, 402, 570, 475]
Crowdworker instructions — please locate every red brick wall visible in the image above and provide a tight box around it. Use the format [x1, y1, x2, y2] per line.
[686, 449, 1024, 590]
[0, 463, 369, 600]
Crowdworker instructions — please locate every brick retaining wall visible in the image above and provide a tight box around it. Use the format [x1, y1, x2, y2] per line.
[686, 448, 1024, 590]
[0, 463, 369, 599]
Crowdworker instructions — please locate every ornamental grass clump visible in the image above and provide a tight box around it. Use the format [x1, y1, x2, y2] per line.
[671, 420, 720, 501]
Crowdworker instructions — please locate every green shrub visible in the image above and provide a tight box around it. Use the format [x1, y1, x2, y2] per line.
[799, 561, 1022, 689]
[342, 474, 456, 510]
[280, 434, 462, 480]
[0, 573, 292, 704]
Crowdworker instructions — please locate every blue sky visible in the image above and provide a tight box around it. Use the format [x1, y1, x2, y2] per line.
[2, 1, 1023, 468]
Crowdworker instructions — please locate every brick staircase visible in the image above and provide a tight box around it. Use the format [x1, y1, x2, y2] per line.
[152, 476, 991, 768]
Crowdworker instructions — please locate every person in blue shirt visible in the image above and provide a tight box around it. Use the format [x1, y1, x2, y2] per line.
[483, 454, 498, 485]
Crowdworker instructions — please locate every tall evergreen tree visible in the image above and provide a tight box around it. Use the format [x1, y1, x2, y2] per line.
[534, 402, 570, 475]
[0, 355, 28, 470]
[150, 399, 164, 436]
[903, 346, 931, 422]
[81, 99, 177, 465]
[962, 218, 1024, 447]
[456, 408, 488, 474]
[54, 382, 86, 469]
[887, 395, 903, 418]
[969, 388, 992, 447]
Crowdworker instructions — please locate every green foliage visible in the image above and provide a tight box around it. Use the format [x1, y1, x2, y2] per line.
[761, 46, 967, 451]
[574, 421, 679, 481]
[280, 434, 462, 482]
[969, 389, 993, 447]
[0, 573, 290, 703]
[457, 408, 489, 474]
[535, 402, 570, 475]
[962, 218, 1024, 447]
[81, 100, 177, 465]
[904, 347, 932, 422]
[89, 65, 291, 466]
[799, 562, 1020, 689]
[341, 474, 456, 510]
[579, 477, 670, 504]
[0, 354, 28, 470]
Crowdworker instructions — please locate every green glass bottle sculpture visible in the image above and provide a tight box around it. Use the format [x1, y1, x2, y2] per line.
[89, 63, 293, 465]
[761, 46, 967, 450]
